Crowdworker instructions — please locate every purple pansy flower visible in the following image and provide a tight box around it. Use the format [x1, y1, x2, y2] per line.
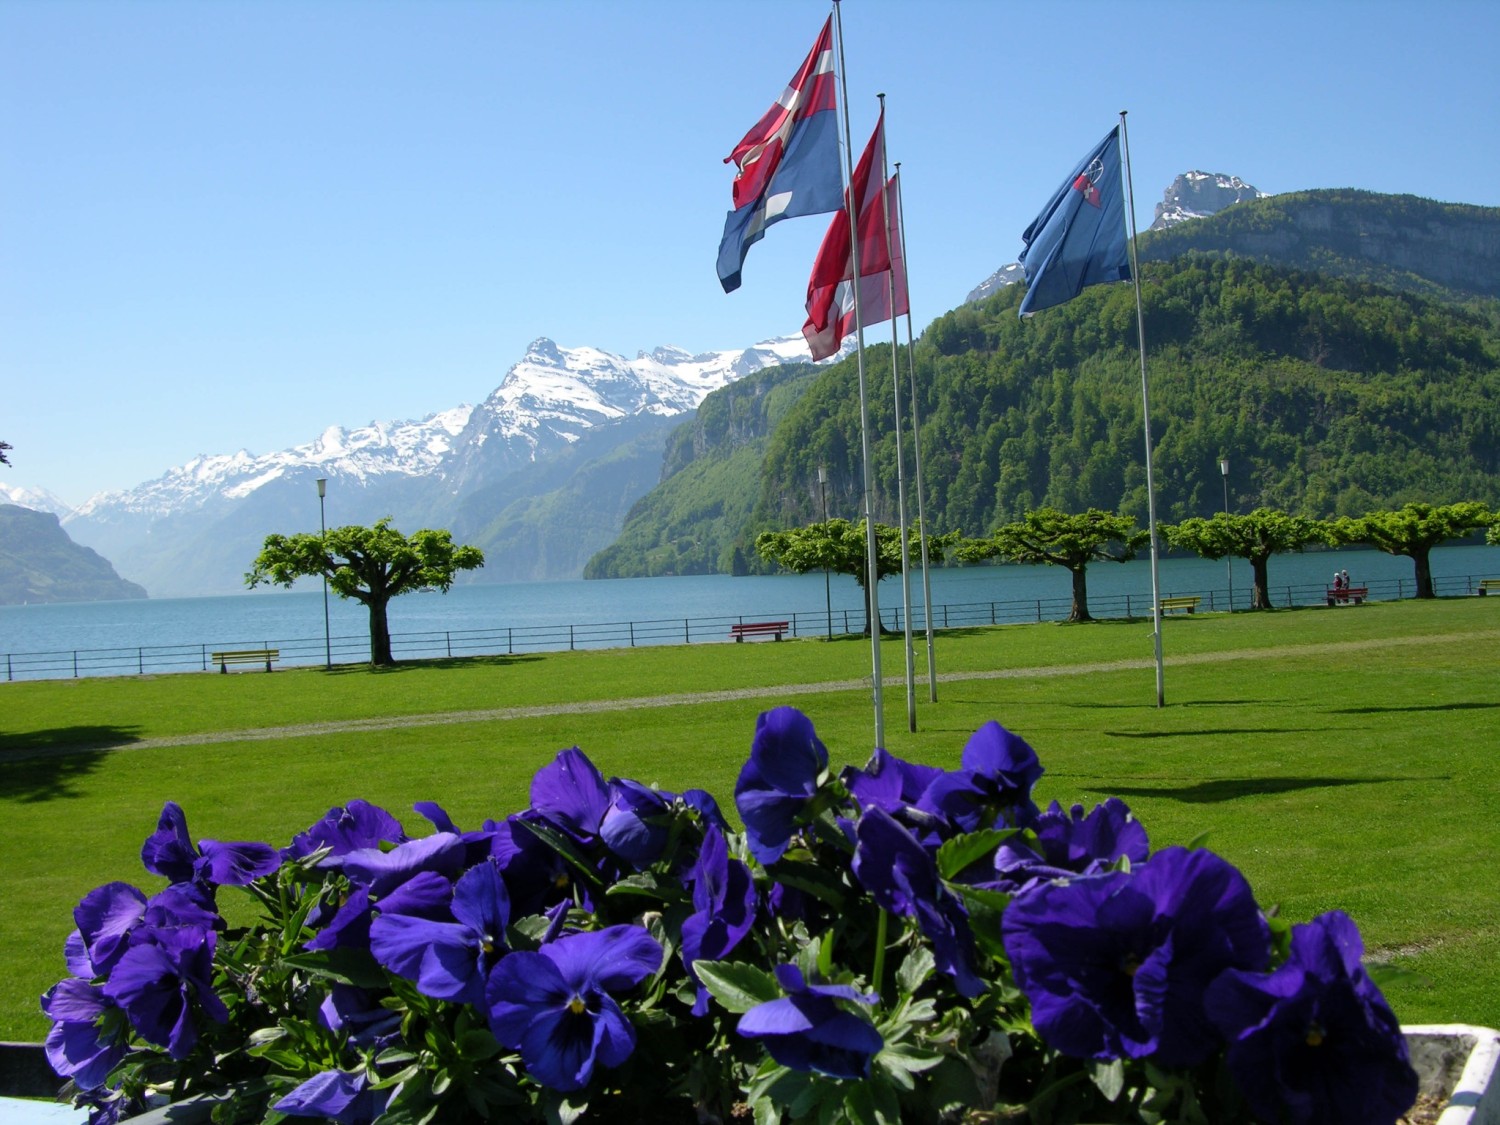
[370, 860, 510, 1006]
[853, 807, 985, 998]
[1207, 910, 1419, 1125]
[991, 798, 1150, 895]
[274, 1068, 386, 1124]
[530, 747, 612, 844]
[141, 802, 280, 888]
[916, 721, 1044, 835]
[737, 964, 884, 1079]
[599, 778, 674, 869]
[284, 799, 407, 862]
[339, 832, 467, 896]
[842, 746, 945, 816]
[40, 977, 129, 1090]
[486, 924, 663, 1092]
[734, 707, 828, 864]
[73, 882, 148, 977]
[101, 925, 229, 1059]
[1003, 845, 1270, 1066]
[680, 824, 758, 1015]
[317, 984, 402, 1048]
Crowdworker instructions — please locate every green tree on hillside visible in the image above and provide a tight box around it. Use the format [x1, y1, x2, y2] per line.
[247, 519, 484, 666]
[1165, 509, 1327, 610]
[959, 508, 1148, 623]
[1327, 502, 1493, 598]
[755, 518, 958, 636]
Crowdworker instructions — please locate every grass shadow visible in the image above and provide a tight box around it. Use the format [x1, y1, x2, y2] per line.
[1105, 727, 1322, 739]
[1106, 775, 1438, 804]
[324, 654, 547, 675]
[1331, 701, 1500, 715]
[0, 724, 138, 800]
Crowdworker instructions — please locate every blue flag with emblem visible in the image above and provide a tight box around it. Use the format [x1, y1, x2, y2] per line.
[1017, 126, 1130, 316]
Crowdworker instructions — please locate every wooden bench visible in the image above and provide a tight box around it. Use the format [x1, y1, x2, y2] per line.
[211, 648, 279, 672]
[1478, 579, 1500, 596]
[729, 621, 789, 642]
[1326, 586, 1368, 606]
[1158, 596, 1201, 614]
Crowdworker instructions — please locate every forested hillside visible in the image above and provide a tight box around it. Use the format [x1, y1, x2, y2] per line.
[0, 504, 147, 604]
[584, 363, 816, 577]
[589, 249, 1500, 578]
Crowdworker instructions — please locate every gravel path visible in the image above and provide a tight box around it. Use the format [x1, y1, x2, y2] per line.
[12, 628, 1494, 762]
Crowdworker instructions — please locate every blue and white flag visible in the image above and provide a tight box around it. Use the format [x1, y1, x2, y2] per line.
[716, 18, 843, 294]
[1018, 127, 1130, 316]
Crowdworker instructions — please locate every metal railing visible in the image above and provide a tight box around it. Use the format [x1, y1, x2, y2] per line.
[3, 573, 1492, 682]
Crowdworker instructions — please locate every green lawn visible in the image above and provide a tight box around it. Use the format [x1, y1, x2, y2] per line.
[3, 598, 1497, 1041]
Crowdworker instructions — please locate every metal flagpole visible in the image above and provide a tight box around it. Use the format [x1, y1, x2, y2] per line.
[833, 0, 884, 746]
[893, 163, 936, 701]
[878, 95, 917, 733]
[1118, 110, 1165, 708]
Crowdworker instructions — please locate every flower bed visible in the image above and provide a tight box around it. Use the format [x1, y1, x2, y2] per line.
[42, 708, 1432, 1124]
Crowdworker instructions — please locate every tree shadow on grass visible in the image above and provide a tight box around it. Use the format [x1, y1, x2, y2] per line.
[1104, 727, 1322, 739]
[0, 725, 139, 801]
[1331, 701, 1500, 715]
[1107, 775, 1442, 804]
[323, 654, 546, 675]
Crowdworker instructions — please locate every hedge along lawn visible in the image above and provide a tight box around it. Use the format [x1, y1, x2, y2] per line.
[1, 598, 1497, 1042]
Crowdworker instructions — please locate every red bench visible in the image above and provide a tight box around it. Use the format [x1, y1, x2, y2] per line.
[1326, 586, 1368, 606]
[730, 621, 789, 642]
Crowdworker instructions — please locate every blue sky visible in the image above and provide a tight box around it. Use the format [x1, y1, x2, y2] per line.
[4, 0, 1497, 505]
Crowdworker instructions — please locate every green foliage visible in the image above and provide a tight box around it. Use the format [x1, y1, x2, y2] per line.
[1327, 501, 1494, 597]
[1164, 509, 1326, 609]
[958, 508, 1146, 622]
[754, 518, 960, 633]
[584, 363, 818, 578]
[596, 233, 1500, 574]
[247, 518, 483, 664]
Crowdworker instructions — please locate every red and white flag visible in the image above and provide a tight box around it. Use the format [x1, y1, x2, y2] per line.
[802, 114, 908, 360]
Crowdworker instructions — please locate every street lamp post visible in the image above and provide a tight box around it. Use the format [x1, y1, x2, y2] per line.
[316, 478, 331, 669]
[1219, 458, 1233, 612]
[818, 466, 832, 640]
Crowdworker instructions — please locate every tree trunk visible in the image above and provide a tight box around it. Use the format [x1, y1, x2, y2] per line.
[368, 597, 394, 665]
[1068, 566, 1092, 623]
[1250, 557, 1273, 610]
[1413, 550, 1435, 598]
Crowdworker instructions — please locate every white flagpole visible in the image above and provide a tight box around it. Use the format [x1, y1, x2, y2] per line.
[894, 162, 937, 701]
[833, 0, 884, 746]
[878, 95, 917, 733]
[1118, 110, 1165, 708]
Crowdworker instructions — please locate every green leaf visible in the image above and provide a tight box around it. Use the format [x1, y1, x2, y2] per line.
[1089, 1057, 1125, 1101]
[896, 946, 935, 995]
[936, 828, 1014, 880]
[693, 960, 781, 1013]
[768, 858, 850, 908]
[278, 948, 388, 990]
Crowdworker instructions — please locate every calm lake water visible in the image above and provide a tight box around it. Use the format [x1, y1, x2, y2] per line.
[2, 544, 1494, 680]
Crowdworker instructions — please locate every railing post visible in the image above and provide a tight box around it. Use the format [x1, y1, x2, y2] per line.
[629, 622, 635, 647]
[74, 651, 79, 678]
[569, 625, 575, 652]
[684, 619, 690, 644]
[138, 648, 144, 675]
[1037, 600, 1042, 623]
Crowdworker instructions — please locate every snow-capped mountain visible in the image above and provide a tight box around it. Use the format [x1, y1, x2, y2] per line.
[61, 334, 816, 596]
[445, 335, 813, 488]
[965, 171, 1266, 304]
[72, 409, 474, 520]
[1149, 172, 1266, 231]
[0, 482, 74, 519]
